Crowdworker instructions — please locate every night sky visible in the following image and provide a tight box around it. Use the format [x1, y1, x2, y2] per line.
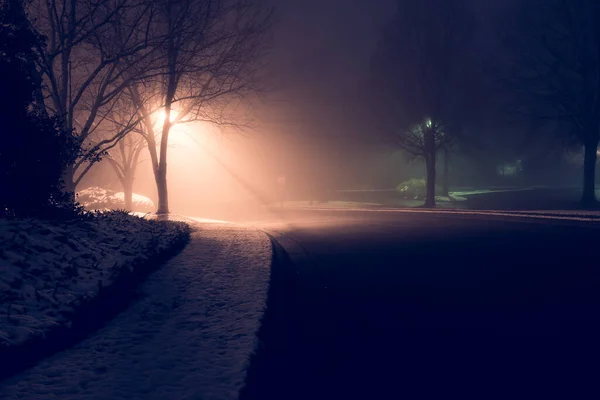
[272, 0, 397, 92]
[270, 0, 512, 96]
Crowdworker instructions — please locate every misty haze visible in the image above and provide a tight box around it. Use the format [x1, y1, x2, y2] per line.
[1, 0, 600, 399]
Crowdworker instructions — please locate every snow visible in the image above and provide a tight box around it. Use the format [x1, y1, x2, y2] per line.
[0, 213, 188, 350]
[130, 213, 234, 225]
[487, 209, 600, 217]
[449, 186, 549, 196]
[291, 206, 600, 222]
[112, 192, 155, 210]
[435, 195, 467, 202]
[380, 208, 600, 222]
[76, 187, 155, 212]
[0, 221, 272, 400]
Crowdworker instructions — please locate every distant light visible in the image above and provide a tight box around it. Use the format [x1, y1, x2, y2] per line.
[425, 118, 432, 128]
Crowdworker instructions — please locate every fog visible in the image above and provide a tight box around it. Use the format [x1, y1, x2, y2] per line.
[79, 0, 596, 217]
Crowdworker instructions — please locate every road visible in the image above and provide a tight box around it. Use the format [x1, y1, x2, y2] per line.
[238, 208, 600, 399]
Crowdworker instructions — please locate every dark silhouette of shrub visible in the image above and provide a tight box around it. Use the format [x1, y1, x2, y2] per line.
[0, 0, 80, 218]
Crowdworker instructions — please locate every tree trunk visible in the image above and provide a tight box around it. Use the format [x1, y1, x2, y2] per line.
[423, 129, 436, 208]
[155, 99, 173, 215]
[441, 147, 450, 197]
[155, 164, 169, 214]
[424, 155, 436, 208]
[123, 175, 133, 211]
[63, 164, 76, 202]
[154, 7, 178, 216]
[581, 139, 598, 207]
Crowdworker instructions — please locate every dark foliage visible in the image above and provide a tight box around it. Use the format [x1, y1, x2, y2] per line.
[0, 0, 80, 218]
[494, 0, 600, 205]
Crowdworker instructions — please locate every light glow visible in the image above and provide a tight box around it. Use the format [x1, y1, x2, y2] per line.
[155, 109, 179, 128]
[153, 109, 195, 147]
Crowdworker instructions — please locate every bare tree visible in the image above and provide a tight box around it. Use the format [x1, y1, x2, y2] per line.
[104, 127, 147, 210]
[370, 0, 473, 207]
[90, 92, 150, 209]
[495, 0, 600, 206]
[128, 0, 271, 214]
[27, 0, 159, 192]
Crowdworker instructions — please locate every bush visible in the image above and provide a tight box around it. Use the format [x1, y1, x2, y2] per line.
[76, 187, 155, 212]
[396, 178, 443, 199]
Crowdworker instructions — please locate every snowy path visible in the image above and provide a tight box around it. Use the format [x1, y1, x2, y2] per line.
[0, 221, 272, 400]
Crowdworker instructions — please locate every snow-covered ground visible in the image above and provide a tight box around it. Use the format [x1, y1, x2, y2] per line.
[449, 187, 544, 196]
[0, 213, 188, 350]
[0, 221, 272, 400]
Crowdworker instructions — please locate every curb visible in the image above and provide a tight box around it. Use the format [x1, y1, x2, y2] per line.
[0, 226, 190, 383]
[239, 233, 296, 400]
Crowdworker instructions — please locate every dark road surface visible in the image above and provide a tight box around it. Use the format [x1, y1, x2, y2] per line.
[240, 209, 600, 399]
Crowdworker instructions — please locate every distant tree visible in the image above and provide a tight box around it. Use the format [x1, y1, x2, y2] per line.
[495, 0, 600, 206]
[104, 128, 146, 210]
[369, 0, 474, 207]
[0, 0, 79, 217]
[91, 93, 148, 210]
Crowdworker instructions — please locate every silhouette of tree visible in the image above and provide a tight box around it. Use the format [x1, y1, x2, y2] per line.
[103, 107, 147, 210]
[27, 0, 158, 193]
[128, 0, 271, 214]
[496, 0, 600, 206]
[370, 0, 474, 207]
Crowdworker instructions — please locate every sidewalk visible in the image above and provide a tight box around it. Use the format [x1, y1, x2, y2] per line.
[0, 220, 272, 400]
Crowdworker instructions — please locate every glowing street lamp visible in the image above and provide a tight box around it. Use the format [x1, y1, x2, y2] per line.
[155, 109, 178, 127]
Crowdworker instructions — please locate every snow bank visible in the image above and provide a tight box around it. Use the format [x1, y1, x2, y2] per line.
[0, 221, 272, 400]
[76, 187, 155, 212]
[112, 192, 154, 210]
[302, 207, 600, 223]
[0, 212, 189, 376]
